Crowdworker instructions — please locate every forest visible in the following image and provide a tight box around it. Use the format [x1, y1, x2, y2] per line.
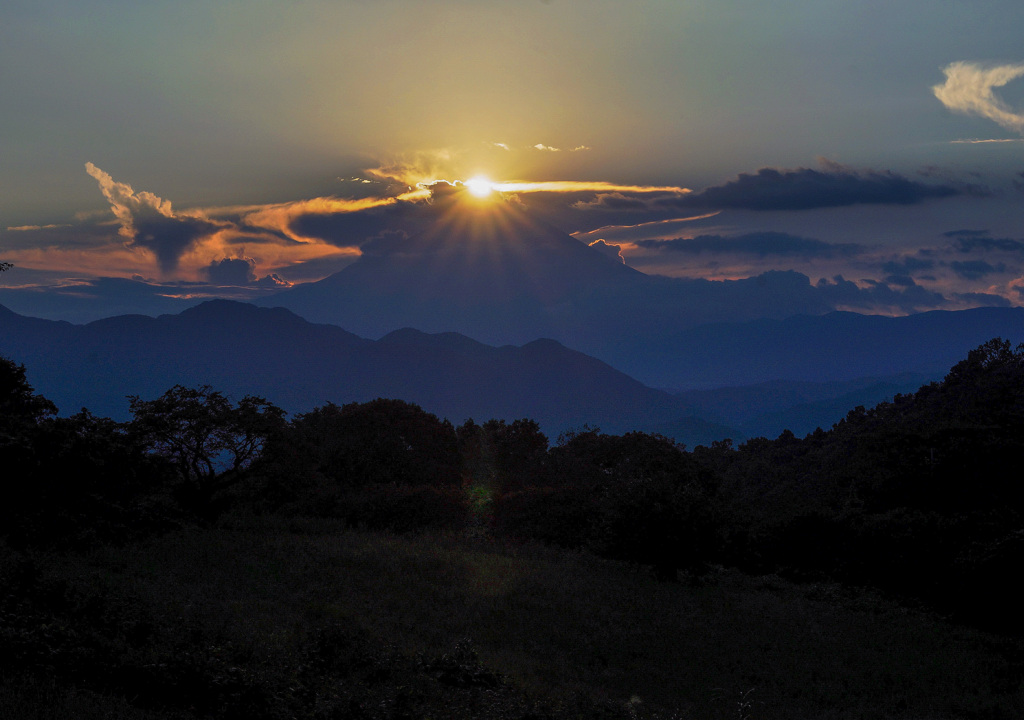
[2, 339, 1023, 719]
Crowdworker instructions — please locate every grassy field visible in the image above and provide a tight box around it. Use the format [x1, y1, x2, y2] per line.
[3, 517, 1022, 719]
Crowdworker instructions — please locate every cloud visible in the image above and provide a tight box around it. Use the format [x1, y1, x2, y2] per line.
[239, 195, 399, 245]
[933, 61, 1024, 134]
[86, 162, 223, 274]
[588, 239, 625, 264]
[952, 236, 1024, 253]
[494, 180, 689, 195]
[815, 275, 947, 313]
[533, 143, 561, 152]
[949, 259, 1007, 279]
[954, 291, 1011, 307]
[660, 163, 961, 211]
[203, 257, 257, 285]
[255, 273, 291, 288]
[949, 138, 1024, 144]
[570, 213, 720, 243]
[943, 228, 990, 238]
[6, 224, 69, 232]
[881, 256, 936, 275]
[635, 232, 865, 258]
[572, 192, 650, 211]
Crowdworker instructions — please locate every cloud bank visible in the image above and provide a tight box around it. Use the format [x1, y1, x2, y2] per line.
[661, 164, 961, 211]
[636, 232, 865, 258]
[933, 61, 1024, 134]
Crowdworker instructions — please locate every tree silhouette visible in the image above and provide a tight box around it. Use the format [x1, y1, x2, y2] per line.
[128, 385, 285, 516]
[0, 355, 57, 430]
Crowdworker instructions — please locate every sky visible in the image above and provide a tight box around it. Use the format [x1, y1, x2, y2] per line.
[2, 0, 1024, 322]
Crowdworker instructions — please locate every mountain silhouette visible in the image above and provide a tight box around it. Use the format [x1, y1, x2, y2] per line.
[0, 299, 730, 443]
[263, 196, 647, 345]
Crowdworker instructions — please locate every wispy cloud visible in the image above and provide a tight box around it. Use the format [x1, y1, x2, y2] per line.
[572, 213, 720, 243]
[635, 232, 865, 259]
[933, 61, 1024, 134]
[493, 180, 689, 195]
[949, 138, 1024, 144]
[530, 143, 590, 152]
[6, 224, 70, 232]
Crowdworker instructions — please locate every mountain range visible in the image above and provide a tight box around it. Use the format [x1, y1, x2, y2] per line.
[3, 296, 1022, 445]
[0, 300, 731, 444]
[259, 197, 1024, 390]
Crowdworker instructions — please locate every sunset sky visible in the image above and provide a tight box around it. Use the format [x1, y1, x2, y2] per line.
[2, 0, 1024, 322]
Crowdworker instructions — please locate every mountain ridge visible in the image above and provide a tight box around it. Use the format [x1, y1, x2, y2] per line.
[0, 299, 726, 444]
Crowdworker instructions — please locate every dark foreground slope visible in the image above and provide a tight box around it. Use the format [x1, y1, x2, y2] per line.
[3, 521, 1021, 720]
[0, 299, 727, 441]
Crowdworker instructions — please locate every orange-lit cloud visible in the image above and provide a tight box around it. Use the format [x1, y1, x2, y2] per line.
[239, 196, 398, 244]
[363, 150, 461, 189]
[491, 180, 690, 195]
[78, 164, 368, 281]
[6, 224, 70, 232]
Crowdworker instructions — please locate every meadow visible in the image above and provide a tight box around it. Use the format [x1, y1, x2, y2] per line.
[3, 516, 1021, 719]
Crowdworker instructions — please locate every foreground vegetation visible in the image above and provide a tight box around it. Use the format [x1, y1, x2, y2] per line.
[2, 339, 1024, 717]
[3, 520, 1022, 719]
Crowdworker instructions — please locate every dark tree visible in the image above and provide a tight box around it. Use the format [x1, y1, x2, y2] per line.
[284, 398, 460, 488]
[0, 356, 57, 429]
[128, 385, 285, 516]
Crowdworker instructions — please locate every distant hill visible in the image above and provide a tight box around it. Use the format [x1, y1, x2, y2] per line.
[631, 307, 1024, 389]
[0, 299, 731, 444]
[674, 373, 935, 439]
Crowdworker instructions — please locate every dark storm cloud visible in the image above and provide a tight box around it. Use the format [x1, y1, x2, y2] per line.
[204, 257, 257, 285]
[86, 162, 224, 274]
[881, 256, 936, 275]
[815, 275, 947, 311]
[949, 260, 1007, 279]
[203, 257, 294, 288]
[952, 236, 1024, 253]
[636, 232, 864, 258]
[134, 215, 222, 274]
[943, 229, 990, 238]
[659, 165, 962, 211]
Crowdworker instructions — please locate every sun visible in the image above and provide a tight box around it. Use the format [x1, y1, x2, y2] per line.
[464, 176, 494, 198]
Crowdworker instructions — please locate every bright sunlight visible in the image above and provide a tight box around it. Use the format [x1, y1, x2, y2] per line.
[464, 176, 495, 198]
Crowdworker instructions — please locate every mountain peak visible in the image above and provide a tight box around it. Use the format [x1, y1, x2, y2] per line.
[260, 202, 644, 343]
